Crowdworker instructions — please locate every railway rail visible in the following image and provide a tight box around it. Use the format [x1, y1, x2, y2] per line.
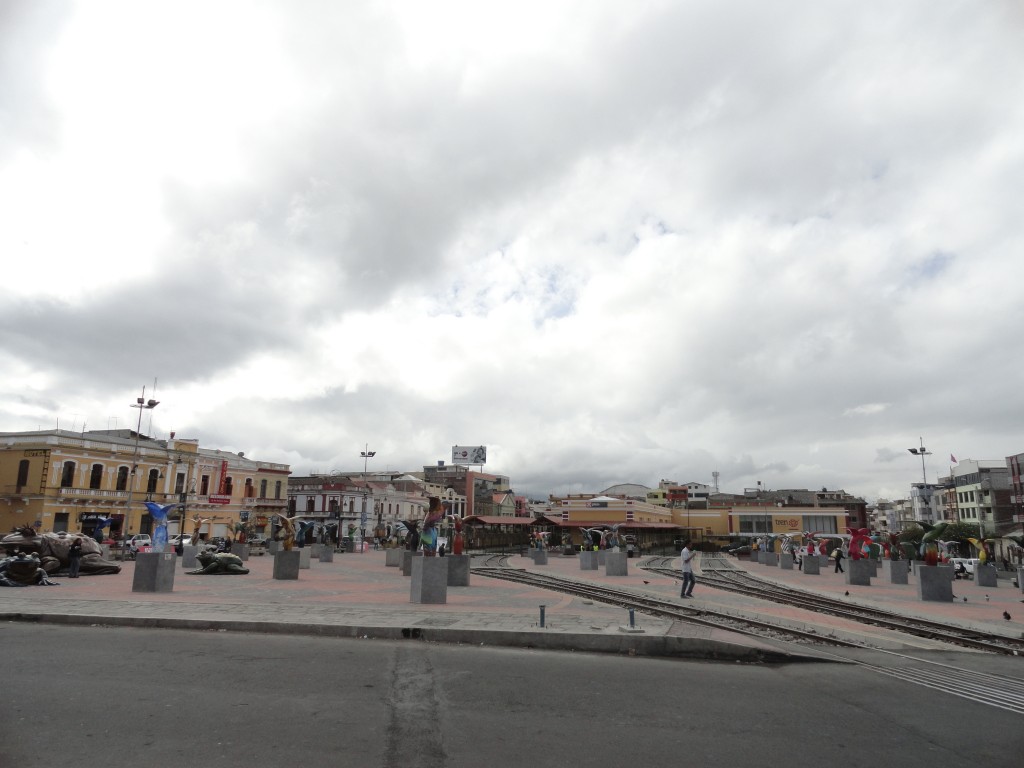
[472, 554, 1024, 715]
[643, 553, 1024, 656]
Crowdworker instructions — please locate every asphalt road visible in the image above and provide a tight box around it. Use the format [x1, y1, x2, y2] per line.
[2, 623, 1022, 767]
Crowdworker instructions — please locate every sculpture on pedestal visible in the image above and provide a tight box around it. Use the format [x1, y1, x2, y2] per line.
[276, 515, 297, 551]
[144, 502, 180, 553]
[419, 497, 443, 555]
[191, 516, 211, 546]
[295, 519, 316, 549]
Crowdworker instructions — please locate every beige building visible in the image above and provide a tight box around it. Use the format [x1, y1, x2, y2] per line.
[0, 429, 289, 542]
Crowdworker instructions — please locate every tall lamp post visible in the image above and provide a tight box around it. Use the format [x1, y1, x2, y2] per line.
[121, 388, 159, 560]
[361, 444, 376, 474]
[908, 438, 932, 485]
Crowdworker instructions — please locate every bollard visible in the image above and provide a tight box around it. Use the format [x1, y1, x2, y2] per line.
[539, 605, 546, 628]
[628, 608, 635, 629]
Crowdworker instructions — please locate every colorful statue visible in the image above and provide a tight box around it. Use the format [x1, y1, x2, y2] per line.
[143, 502, 180, 553]
[191, 516, 211, 544]
[276, 515, 297, 551]
[452, 516, 464, 556]
[295, 519, 316, 548]
[420, 497, 443, 555]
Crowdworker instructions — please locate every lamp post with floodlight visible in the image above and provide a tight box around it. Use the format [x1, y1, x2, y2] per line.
[908, 438, 932, 485]
[121, 388, 159, 560]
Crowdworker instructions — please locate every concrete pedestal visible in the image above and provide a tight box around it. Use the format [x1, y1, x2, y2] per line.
[402, 550, 414, 576]
[318, 546, 334, 563]
[762, 552, 778, 566]
[385, 548, 403, 567]
[532, 549, 548, 565]
[598, 550, 607, 566]
[273, 550, 300, 580]
[975, 564, 998, 587]
[883, 559, 909, 585]
[132, 552, 176, 592]
[447, 554, 471, 586]
[803, 557, 821, 575]
[918, 564, 954, 602]
[298, 548, 311, 569]
[845, 559, 873, 586]
[411, 555, 447, 604]
[756, 551, 766, 564]
[268, 541, 281, 555]
[605, 551, 628, 576]
[579, 551, 598, 570]
[779, 553, 793, 570]
[231, 542, 249, 561]
[180, 545, 199, 569]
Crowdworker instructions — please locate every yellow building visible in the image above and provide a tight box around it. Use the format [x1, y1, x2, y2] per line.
[0, 429, 289, 542]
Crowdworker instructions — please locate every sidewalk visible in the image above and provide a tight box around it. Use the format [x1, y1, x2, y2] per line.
[2, 549, 1019, 659]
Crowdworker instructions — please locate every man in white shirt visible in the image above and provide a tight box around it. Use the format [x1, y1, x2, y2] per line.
[680, 540, 695, 598]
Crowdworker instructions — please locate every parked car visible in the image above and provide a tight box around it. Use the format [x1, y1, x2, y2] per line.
[168, 534, 192, 547]
[726, 545, 752, 557]
[124, 534, 152, 552]
[948, 558, 980, 577]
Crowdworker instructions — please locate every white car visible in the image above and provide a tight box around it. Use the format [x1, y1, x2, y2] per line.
[948, 557, 980, 576]
[125, 534, 152, 551]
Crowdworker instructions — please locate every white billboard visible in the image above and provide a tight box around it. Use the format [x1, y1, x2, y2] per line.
[452, 445, 487, 465]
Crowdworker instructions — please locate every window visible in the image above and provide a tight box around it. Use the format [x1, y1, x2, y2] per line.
[147, 469, 160, 493]
[224, 476, 234, 495]
[275, 481, 282, 500]
[306, 498, 315, 512]
[116, 466, 129, 491]
[175, 472, 185, 495]
[260, 479, 268, 498]
[245, 478, 254, 498]
[200, 475, 210, 495]
[17, 460, 29, 491]
[61, 461, 76, 488]
[89, 463, 104, 489]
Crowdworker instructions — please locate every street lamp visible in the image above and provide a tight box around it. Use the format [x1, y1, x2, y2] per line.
[121, 388, 159, 560]
[908, 438, 932, 485]
[361, 444, 376, 474]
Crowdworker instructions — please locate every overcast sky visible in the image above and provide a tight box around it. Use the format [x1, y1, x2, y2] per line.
[2, 1, 1022, 503]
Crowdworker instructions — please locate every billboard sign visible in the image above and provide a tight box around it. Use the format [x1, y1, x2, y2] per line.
[452, 445, 487, 465]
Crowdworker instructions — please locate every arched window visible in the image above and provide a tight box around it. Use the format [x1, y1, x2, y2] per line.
[116, 466, 129, 491]
[245, 478, 254, 498]
[90, 463, 104, 489]
[224, 476, 234, 495]
[147, 468, 159, 493]
[61, 462, 76, 488]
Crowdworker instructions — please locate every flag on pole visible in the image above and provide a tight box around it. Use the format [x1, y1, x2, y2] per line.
[950, 454, 958, 464]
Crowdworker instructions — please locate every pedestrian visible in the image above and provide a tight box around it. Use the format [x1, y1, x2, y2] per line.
[68, 536, 83, 578]
[680, 539, 696, 598]
[833, 547, 845, 574]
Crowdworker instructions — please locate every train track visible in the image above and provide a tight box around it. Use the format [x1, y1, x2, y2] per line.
[643, 553, 1024, 656]
[472, 555, 1024, 715]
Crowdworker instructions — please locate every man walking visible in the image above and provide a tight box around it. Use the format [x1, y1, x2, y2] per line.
[680, 539, 696, 598]
[834, 546, 845, 574]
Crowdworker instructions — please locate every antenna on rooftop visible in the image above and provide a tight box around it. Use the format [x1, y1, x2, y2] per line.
[712, 470, 720, 493]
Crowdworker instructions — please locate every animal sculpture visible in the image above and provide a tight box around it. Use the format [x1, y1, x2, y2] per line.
[143, 502, 180, 552]
[0, 528, 121, 575]
[186, 551, 250, 575]
[0, 552, 60, 586]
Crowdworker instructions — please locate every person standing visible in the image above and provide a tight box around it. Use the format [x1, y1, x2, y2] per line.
[680, 540, 696, 598]
[833, 546, 845, 574]
[68, 537, 83, 578]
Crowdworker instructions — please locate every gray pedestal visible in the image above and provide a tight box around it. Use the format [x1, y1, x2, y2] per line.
[756, 551, 766, 564]
[975, 564, 998, 587]
[385, 548, 403, 567]
[132, 552, 176, 593]
[299, 548, 311, 569]
[1018, 567, 1024, 594]
[845, 559, 873, 586]
[532, 549, 548, 565]
[579, 551, 598, 570]
[918, 564, 954, 602]
[803, 557, 821, 575]
[411, 555, 447, 604]
[268, 541, 281, 555]
[231, 542, 249, 561]
[883, 559, 909, 585]
[818, 555, 830, 568]
[779, 553, 794, 569]
[447, 554, 471, 586]
[605, 551, 628, 576]
[310, 543, 321, 558]
[598, 550, 607, 566]
[868, 559, 879, 575]
[319, 546, 334, 563]
[180, 544, 199, 569]
[763, 552, 778, 566]
[402, 550, 413, 576]
[273, 550, 300, 580]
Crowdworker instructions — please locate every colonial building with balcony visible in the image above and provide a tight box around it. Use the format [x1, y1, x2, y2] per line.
[0, 429, 290, 542]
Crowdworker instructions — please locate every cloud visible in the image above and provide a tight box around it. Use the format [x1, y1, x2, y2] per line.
[1, 1, 1022, 504]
